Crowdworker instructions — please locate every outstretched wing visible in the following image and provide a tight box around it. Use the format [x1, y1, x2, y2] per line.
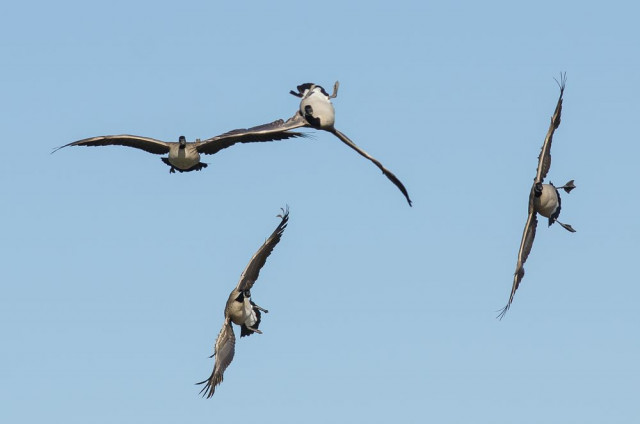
[535, 73, 566, 183]
[498, 189, 538, 319]
[196, 115, 309, 155]
[197, 317, 236, 398]
[52, 135, 171, 155]
[329, 128, 413, 206]
[236, 207, 289, 292]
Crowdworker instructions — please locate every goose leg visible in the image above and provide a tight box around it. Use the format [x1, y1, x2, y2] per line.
[246, 326, 263, 334]
[558, 180, 576, 193]
[555, 219, 576, 233]
[253, 303, 269, 313]
[329, 81, 340, 98]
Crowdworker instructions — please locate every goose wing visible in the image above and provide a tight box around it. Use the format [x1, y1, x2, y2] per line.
[197, 317, 236, 398]
[329, 128, 413, 206]
[196, 114, 309, 155]
[498, 189, 538, 319]
[535, 73, 566, 183]
[52, 135, 171, 155]
[236, 207, 289, 292]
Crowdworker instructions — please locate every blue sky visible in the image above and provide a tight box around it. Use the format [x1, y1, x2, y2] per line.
[2, 0, 639, 422]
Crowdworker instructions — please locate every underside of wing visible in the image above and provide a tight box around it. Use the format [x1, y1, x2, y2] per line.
[197, 318, 236, 398]
[498, 192, 538, 319]
[330, 128, 413, 206]
[52, 135, 171, 155]
[196, 114, 309, 155]
[236, 207, 290, 292]
[535, 73, 566, 182]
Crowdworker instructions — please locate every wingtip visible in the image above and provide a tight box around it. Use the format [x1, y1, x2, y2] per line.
[277, 205, 290, 219]
[496, 304, 510, 320]
[195, 377, 218, 399]
[554, 72, 567, 96]
[51, 145, 66, 154]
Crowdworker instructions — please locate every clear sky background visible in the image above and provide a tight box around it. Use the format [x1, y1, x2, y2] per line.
[2, 1, 638, 422]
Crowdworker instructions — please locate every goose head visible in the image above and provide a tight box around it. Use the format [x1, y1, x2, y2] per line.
[234, 289, 251, 302]
[534, 182, 544, 197]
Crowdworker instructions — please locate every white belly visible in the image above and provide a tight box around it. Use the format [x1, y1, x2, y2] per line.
[301, 94, 335, 128]
[168, 145, 201, 170]
[534, 184, 559, 218]
[228, 298, 257, 327]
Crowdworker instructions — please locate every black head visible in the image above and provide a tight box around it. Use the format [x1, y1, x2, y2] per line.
[178, 136, 187, 148]
[534, 182, 543, 197]
[290, 83, 315, 98]
[234, 289, 252, 302]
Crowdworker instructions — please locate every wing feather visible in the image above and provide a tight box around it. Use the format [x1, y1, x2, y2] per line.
[197, 317, 236, 398]
[498, 190, 538, 319]
[196, 115, 309, 155]
[236, 207, 289, 292]
[52, 135, 171, 155]
[535, 73, 566, 182]
[330, 128, 412, 206]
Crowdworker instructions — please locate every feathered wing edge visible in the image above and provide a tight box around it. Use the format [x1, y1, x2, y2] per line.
[197, 318, 236, 398]
[498, 192, 538, 319]
[52, 135, 171, 155]
[329, 128, 413, 206]
[236, 207, 290, 292]
[195, 115, 310, 155]
[535, 73, 566, 183]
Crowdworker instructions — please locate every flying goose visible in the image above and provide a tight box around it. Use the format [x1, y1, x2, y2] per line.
[197, 207, 289, 398]
[258, 81, 412, 206]
[498, 74, 576, 319]
[52, 121, 308, 173]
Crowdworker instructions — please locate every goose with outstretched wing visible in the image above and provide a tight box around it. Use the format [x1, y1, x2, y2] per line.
[197, 208, 289, 398]
[52, 121, 307, 173]
[498, 74, 576, 319]
[254, 82, 412, 206]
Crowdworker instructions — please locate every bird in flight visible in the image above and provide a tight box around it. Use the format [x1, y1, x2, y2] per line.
[498, 73, 576, 319]
[258, 81, 413, 206]
[52, 121, 307, 173]
[197, 207, 289, 398]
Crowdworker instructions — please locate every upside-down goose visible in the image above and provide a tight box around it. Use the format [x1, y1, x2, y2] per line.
[264, 81, 412, 206]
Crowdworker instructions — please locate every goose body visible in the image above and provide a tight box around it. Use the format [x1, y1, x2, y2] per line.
[197, 208, 289, 398]
[163, 138, 205, 172]
[298, 84, 336, 129]
[226, 289, 261, 333]
[533, 182, 562, 221]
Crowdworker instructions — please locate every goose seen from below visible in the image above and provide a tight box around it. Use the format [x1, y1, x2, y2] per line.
[197, 207, 289, 398]
[262, 81, 412, 206]
[52, 121, 307, 173]
[498, 74, 576, 319]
